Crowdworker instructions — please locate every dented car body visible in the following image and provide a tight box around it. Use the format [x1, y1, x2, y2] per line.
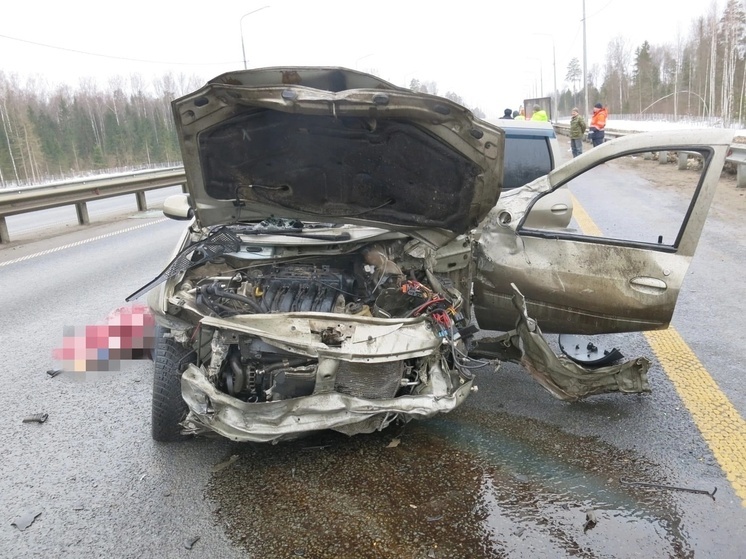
[134, 67, 733, 442]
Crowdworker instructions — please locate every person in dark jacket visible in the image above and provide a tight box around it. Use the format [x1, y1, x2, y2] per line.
[569, 107, 586, 157]
[499, 108, 514, 119]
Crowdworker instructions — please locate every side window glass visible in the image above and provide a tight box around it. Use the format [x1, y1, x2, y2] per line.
[521, 148, 709, 247]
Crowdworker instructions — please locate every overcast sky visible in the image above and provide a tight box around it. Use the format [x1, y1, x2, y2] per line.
[0, 0, 723, 119]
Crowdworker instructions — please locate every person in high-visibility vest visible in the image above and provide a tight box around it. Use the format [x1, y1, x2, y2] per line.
[589, 102, 608, 147]
[530, 104, 548, 122]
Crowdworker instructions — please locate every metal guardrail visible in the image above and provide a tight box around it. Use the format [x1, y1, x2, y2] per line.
[554, 123, 746, 184]
[0, 168, 187, 243]
[724, 143, 746, 187]
[553, 123, 630, 142]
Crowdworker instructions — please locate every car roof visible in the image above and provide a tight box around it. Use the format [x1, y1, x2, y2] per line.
[487, 119, 556, 138]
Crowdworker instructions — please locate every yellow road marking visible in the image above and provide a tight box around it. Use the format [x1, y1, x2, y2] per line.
[570, 193, 746, 506]
[645, 329, 746, 504]
[568, 193, 603, 236]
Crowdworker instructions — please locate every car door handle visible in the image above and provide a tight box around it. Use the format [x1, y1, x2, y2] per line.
[629, 276, 667, 294]
[550, 204, 569, 214]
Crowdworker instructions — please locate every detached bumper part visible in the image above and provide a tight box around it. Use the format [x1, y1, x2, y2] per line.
[474, 284, 650, 401]
[179, 363, 473, 443]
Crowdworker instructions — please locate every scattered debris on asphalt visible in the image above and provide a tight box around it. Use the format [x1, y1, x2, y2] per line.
[583, 510, 598, 533]
[22, 413, 48, 424]
[386, 438, 401, 448]
[46, 368, 63, 378]
[211, 455, 239, 473]
[620, 478, 717, 500]
[184, 536, 200, 550]
[11, 511, 42, 531]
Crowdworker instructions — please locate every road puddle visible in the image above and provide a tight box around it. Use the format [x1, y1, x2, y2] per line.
[208, 407, 693, 558]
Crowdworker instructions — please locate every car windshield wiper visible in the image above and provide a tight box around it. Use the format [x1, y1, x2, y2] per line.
[240, 228, 352, 242]
[125, 226, 241, 301]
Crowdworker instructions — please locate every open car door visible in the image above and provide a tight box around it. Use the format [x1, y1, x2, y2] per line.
[473, 129, 734, 334]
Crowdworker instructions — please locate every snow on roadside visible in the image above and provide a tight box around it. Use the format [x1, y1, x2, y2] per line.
[558, 117, 746, 141]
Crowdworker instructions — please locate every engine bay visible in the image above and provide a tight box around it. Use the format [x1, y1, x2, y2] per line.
[164, 229, 479, 408]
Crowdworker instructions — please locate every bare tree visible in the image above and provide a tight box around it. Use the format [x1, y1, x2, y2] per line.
[602, 36, 632, 111]
[444, 91, 464, 105]
[565, 57, 582, 99]
[718, 0, 746, 124]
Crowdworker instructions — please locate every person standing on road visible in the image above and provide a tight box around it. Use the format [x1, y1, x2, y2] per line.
[499, 108, 514, 119]
[514, 106, 526, 120]
[531, 104, 548, 121]
[589, 102, 608, 147]
[569, 107, 586, 157]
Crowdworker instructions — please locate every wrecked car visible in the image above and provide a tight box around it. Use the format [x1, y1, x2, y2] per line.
[129, 67, 733, 442]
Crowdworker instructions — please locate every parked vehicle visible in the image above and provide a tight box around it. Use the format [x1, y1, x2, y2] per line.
[129, 67, 733, 442]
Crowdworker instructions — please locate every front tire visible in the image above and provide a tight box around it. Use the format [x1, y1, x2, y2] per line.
[151, 328, 195, 442]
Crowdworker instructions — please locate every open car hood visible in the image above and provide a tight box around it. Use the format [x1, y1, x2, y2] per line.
[172, 67, 504, 241]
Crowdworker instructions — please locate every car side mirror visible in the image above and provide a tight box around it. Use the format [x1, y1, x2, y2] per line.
[162, 194, 194, 221]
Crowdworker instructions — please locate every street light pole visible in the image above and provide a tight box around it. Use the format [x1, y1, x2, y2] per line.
[582, 0, 589, 123]
[551, 42, 557, 116]
[240, 6, 270, 70]
[527, 57, 543, 96]
[533, 33, 557, 118]
[540, 59, 544, 94]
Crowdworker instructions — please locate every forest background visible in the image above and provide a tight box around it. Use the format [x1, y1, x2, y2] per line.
[1, 0, 745, 187]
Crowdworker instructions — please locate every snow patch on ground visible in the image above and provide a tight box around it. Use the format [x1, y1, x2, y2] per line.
[558, 117, 746, 140]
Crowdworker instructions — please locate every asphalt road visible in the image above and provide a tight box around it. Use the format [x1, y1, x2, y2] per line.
[0, 157, 744, 558]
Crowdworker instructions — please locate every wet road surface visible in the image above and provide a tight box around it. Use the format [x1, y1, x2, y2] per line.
[1, 157, 745, 558]
[208, 407, 711, 558]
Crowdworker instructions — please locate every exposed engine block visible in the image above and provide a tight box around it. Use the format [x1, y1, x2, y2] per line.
[254, 265, 354, 313]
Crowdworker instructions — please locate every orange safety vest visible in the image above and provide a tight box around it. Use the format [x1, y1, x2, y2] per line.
[591, 107, 608, 130]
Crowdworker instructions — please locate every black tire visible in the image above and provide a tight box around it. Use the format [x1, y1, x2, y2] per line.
[152, 327, 195, 442]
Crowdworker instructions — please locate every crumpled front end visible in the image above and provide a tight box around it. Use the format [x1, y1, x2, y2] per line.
[180, 359, 473, 443]
[151, 227, 482, 442]
[178, 312, 475, 443]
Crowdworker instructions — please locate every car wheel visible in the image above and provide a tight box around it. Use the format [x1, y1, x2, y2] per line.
[152, 327, 195, 442]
